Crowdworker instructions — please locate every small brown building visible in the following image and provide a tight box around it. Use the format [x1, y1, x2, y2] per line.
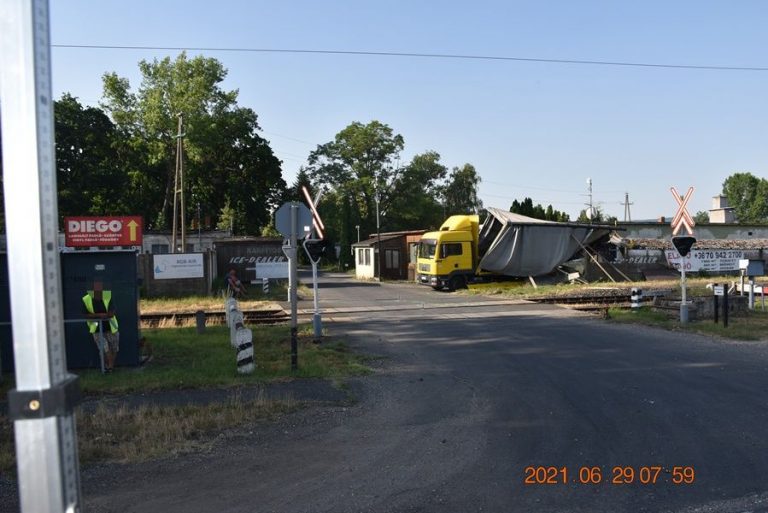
[352, 230, 426, 281]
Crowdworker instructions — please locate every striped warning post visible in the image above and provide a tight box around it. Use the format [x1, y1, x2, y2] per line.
[262, 277, 269, 295]
[631, 288, 643, 311]
[235, 326, 254, 374]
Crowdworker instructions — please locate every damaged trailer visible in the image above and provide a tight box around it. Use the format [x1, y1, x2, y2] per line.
[478, 208, 615, 278]
[416, 207, 618, 290]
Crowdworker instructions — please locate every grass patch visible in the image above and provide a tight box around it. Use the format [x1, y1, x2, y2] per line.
[0, 323, 371, 477]
[140, 294, 279, 315]
[77, 393, 294, 465]
[69, 324, 370, 395]
[465, 275, 739, 300]
[0, 393, 295, 476]
[607, 307, 768, 341]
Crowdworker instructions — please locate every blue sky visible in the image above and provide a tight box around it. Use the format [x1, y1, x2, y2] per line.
[49, 1, 768, 221]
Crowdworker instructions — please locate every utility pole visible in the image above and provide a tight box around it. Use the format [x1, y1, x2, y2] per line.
[171, 113, 186, 253]
[197, 202, 202, 250]
[621, 192, 633, 222]
[585, 177, 594, 220]
[375, 187, 382, 281]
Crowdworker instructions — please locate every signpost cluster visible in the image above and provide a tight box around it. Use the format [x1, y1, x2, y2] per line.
[275, 187, 326, 371]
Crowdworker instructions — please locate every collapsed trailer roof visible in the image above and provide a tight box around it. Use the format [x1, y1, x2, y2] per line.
[478, 207, 615, 277]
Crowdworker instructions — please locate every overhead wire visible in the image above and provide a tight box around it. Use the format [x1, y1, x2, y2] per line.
[51, 44, 768, 72]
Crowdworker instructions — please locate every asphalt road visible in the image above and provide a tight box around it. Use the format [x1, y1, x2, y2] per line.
[12, 273, 768, 512]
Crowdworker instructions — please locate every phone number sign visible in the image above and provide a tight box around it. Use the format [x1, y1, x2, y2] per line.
[665, 249, 744, 272]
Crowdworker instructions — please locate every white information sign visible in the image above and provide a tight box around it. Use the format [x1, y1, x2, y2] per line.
[713, 285, 725, 296]
[153, 253, 205, 279]
[665, 249, 744, 272]
[248, 261, 289, 280]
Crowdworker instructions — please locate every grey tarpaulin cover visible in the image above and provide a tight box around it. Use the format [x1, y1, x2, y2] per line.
[478, 207, 612, 276]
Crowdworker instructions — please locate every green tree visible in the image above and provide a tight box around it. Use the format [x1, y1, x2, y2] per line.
[694, 210, 710, 223]
[54, 94, 127, 220]
[443, 163, 482, 215]
[307, 120, 405, 243]
[722, 172, 768, 223]
[510, 197, 570, 222]
[387, 151, 447, 230]
[577, 206, 616, 224]
[101, 52, 284, 232]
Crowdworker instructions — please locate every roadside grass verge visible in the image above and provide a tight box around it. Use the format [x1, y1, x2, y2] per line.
[0, 393, 296, 476]
[72, 324, 371, 395]
[0, 323, 371, 476]
[465, 275, 738, 299]
[76, 393, 295, 465]
[140, 294, 279, 314]
[607, 307, 768, 341]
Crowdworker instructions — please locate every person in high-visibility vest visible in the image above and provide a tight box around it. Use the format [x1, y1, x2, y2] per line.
[82, 278, 119, 373]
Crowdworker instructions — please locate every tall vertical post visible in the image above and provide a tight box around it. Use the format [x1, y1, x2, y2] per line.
[680, 267, 689, 324]
[289, 203, 298, 370]
[375, 189, 381, 281]
[172, 113, 185, 253]
[713, 284, 719, 324]
[0, 1, 83, 510]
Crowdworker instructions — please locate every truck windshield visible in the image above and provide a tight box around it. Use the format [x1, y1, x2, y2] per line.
[418, 239, 437, 259]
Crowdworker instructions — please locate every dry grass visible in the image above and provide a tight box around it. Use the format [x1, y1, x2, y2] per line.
[140, 295, 280, 315]
[607, 307, 768, 341]
[1, 392, 295, 475]
[465, 275, 738, 299]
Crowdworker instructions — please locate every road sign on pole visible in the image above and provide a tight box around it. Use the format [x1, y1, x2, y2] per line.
[275, 202, 312, 240]
[275, 202, 306, 369]
[301, 185, 325, 239]
[670, 186, 695, 324]
[670, 186, 695, 236]
[1, 1, 83, 511]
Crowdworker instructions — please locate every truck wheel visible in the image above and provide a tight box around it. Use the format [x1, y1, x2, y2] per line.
[448, 276, 465, 292]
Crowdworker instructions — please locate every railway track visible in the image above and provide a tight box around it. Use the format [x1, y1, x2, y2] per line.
[140, 308, 289, 328]
[528, 288, 671, 309]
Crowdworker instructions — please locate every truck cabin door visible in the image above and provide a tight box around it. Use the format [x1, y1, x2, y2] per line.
[439, 241, 468, 272]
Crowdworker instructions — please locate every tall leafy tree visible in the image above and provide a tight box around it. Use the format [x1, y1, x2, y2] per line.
[101, 52, 284, 232]
[386, 151, 447, 230]
[443, 163, 482, 215]
[307, 120, 404, 243]
[54, 94, 127, 219]
[722, 172, 768, 223]
[510, 197, 570, 221]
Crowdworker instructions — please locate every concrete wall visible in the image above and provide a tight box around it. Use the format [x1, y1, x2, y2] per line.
[618, 222, 768, 240]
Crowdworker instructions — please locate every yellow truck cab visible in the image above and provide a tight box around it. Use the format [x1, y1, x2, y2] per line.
[417, 215, 479, 291]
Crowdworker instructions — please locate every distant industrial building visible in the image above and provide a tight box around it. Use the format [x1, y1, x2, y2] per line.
[708, 195, 737, 224]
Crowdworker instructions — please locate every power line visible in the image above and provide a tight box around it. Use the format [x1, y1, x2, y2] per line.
[51, 44, 768, 72]
[263, 130, 315, 145]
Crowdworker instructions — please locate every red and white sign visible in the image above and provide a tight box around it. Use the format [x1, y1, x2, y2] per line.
[670, 186, 695, 236]
[301, 185, 325, 239]
[64, 216, 143, 247]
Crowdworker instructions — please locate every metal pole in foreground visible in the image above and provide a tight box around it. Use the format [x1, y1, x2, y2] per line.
[680, 266, 689, 324]
[302, 240, 322, 343]
[0, 1, 83, 511]
[289, 203, 298, 371]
